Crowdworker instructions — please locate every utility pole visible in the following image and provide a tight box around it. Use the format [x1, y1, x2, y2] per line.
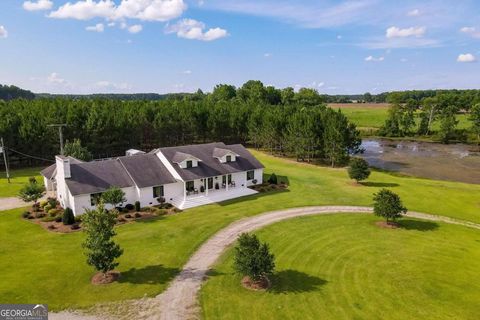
[48, 124, 67, 155]
[0, 138, 10, 183]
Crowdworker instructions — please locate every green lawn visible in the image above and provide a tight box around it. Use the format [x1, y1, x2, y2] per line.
[0, 167, 43, 197]
[0, 151, 479, 310]
[200, 214, 480, 320]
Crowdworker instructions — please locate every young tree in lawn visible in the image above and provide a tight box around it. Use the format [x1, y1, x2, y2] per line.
[101, 186, 126, 209]
[63, 139, 92, 161]
[470, 103, 480, 149]
[18, 182, 45, 209]
[348, 157, 371, 183]
[234, 233, 275, 286]
[373, 189, 407, 224]
[82, 202, 123, 281]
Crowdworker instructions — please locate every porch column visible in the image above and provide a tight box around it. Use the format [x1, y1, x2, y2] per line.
[183, 181, 186, 201]
[206, 179, 209, 196]
[226, 175, 229, 191]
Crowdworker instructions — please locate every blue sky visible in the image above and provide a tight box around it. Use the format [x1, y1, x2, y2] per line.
[0, 0, 479, 94]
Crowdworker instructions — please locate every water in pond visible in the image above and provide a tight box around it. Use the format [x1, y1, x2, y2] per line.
[360, 139, 480, 184]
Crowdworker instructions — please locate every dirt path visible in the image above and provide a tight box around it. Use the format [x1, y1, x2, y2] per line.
[50, 206, 480, 320]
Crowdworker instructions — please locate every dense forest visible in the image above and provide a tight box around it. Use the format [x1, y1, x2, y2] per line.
[0, 81, 361, 167]
[0, 85, 35, 101]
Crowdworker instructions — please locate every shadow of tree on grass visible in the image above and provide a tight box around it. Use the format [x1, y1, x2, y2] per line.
[398, 219, 439, 231]
[269, 270, 327, 294]
[118, 265, 179, 285]
[360, 181, 400, 187]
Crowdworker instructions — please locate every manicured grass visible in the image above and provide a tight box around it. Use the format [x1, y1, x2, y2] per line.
[0, 167, 43, 197]
[0, 151, 479, 310]
[200, 214, 480, 320]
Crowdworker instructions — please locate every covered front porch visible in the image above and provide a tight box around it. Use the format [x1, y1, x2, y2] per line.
[174, 186, 258, 210]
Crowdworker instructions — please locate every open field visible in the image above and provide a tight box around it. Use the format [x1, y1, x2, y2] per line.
[200, 214, 480, 320]
[328, 103, 472, 131]
[1, 151, 480, 310]
[0, 167, 43, 197]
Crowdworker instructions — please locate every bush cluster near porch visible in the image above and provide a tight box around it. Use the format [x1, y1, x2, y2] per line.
[0, 150, 480, 310]
[200, 214, 480, 320]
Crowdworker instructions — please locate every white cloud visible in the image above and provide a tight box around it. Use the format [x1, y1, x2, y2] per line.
[23, 0, 53, 11]
[407, 9, 420, 17]
[86, 23, 105, 32]
[128, 24, 143, 33]
[336, 35, 342, 40]
[400, 58, 408, 62]
[49, 0, 116, 20]
[264, 53, 272, 58]
[49, 0, 187, 22]
[95, 80, 131, 90]
[457, 53, 476, 63]
[0, 26, 7, 38]
[365, 55, 384, 62]
[460, 26, 480, 38]
[182, 70, 192, 74]
[165, 19, 228, 41]
[48, 72, 67, 84]
[386, 26, 426, 38]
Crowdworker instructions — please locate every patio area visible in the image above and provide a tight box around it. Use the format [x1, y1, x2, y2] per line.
[172, 187, 258, 210]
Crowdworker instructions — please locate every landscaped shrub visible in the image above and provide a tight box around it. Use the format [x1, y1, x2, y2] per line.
[42, 215, 58, 222]
[134, 201, 141, 212]
[39, 200, 48, 208]
[44, 203, 53, 212]
[267, 173, 278, 185]
[62, 207, 75, 225]
[125, 203, 134, 211]
[134, 212, 142, 218]
[35, 212, 46, 218]
[28, 177, 37, 184]
[161, 203, 173, 209]
[200, 185, 205, 193]
[74, 215, 82, 223]
[47, 197, 58, 207]
[156, 208, 168, 216]
[48, 208, 61, 216]
[22, 211, 30, 218]
[55, 216, 62, 223]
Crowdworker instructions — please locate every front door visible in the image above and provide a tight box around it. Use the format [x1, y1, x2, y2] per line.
[208, 177, 214, 189]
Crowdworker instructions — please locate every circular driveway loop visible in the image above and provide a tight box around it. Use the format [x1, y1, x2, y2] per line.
[51, 206, 480, 320]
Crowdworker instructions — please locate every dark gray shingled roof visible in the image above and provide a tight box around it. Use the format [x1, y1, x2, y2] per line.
[118, 153, 177, 188]
[159, 143, 264, 181]
[66, 159, 135, 196]
[40, 156, 83, 179]
[171, 151, 200, 164]
[212, 147, 239, 158]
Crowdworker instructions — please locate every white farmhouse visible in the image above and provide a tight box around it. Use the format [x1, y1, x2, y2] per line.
[41, 143, 264, 215]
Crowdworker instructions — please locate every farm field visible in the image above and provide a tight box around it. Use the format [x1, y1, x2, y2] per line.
[201, 214, 480, 320]
[1, 151, 480, 310]
[328, 103, 472, 131]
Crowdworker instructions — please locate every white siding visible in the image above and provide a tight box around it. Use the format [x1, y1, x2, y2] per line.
[137, 182, 184, 207]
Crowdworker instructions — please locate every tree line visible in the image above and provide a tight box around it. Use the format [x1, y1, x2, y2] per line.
[379, 90, 480, 143]
[0, 80, 361, 167]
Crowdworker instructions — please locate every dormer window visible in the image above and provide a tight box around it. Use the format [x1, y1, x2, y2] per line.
[226, 155, 232, 163]
[186, 160, 193, 168]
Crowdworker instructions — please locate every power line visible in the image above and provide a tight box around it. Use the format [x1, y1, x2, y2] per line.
[7, 147, 55, 163]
